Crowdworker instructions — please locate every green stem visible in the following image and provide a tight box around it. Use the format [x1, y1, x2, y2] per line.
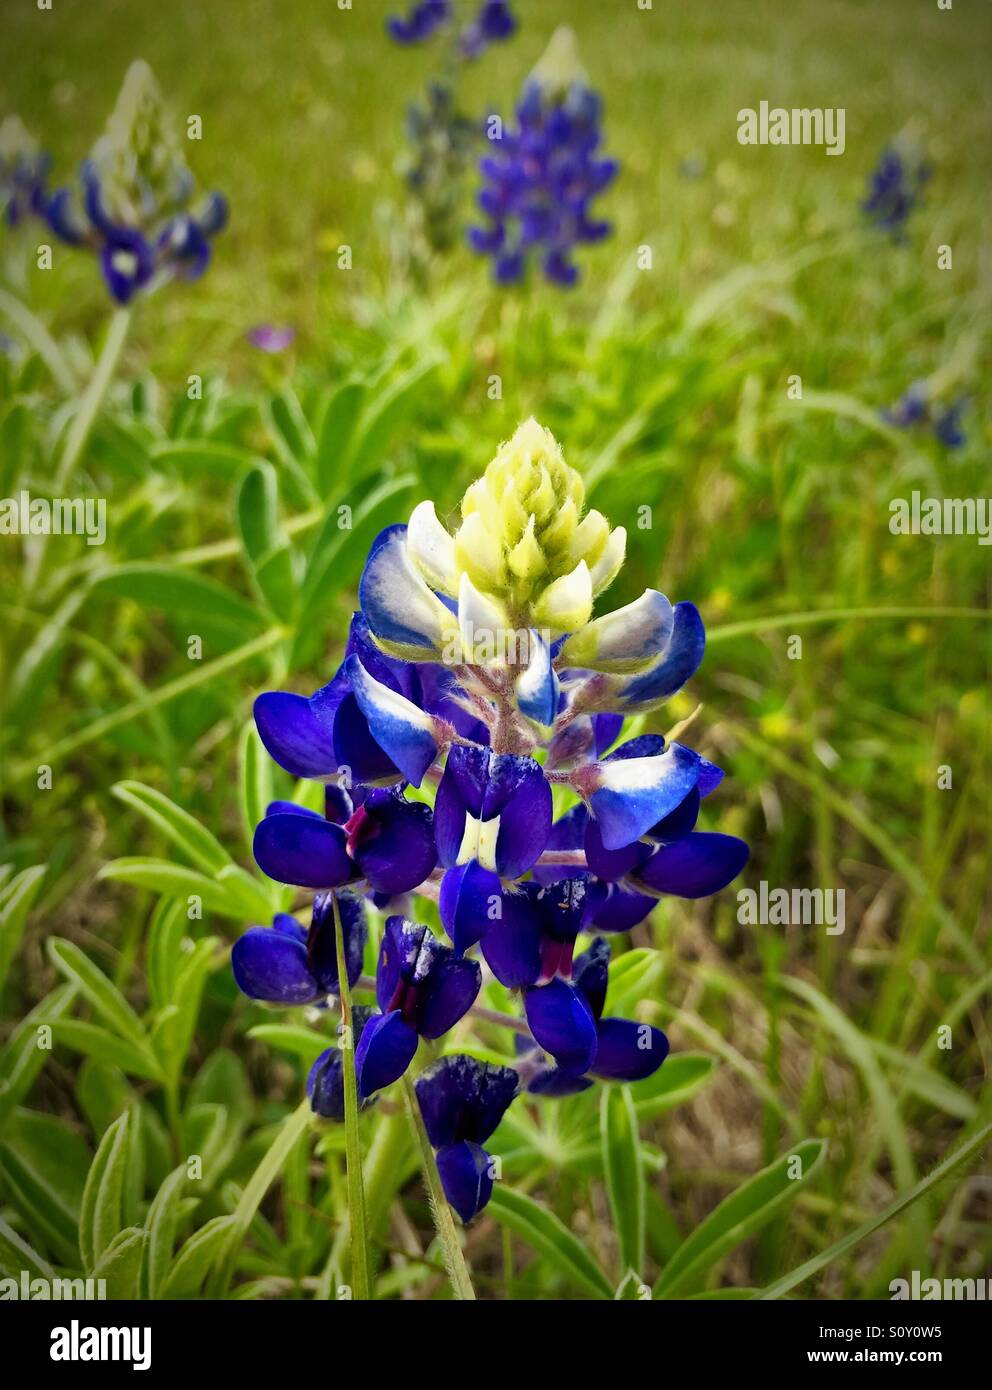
[333, 892, 372, 1301]
[8, 625, 286, 781]
[209, 1097, 312, 1298]
[0, 288, 76, 394]
[402, 1073, 476, 1301]
[55, 306, 132, 489]
[709, 605, 990, 642]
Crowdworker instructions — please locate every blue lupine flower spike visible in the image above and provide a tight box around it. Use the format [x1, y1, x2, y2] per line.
[45, 61, 227, 303]
[469, 26, 617, 287]
[239, 416, 749, 1228]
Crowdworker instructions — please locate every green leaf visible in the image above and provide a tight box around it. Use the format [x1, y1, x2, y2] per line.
[0, 864, 46, 997]
[348, 360, 439, 478]
[150, 440, 264, 479]
[44, 1019, 164, 1081]
[317, 379, 366, 495]
[143, 1164, 188, 1299]
[80, 1110, 133, 1273]
[239, 722, 274, 858]
[150, 937, 220, 1083]
[759, 1120, 992, 1300]
[94, 1226, 146, 1299]
[0, 982, 77, 1128]
[247, 1022, 330, 1062]
[0, 1214, 55, 1282]
[0, 1110, 91, 1262]
[654, 1138, 826, 1298]
[161, 1214, 237, 1299]
[631, 1053, 719, 1119]
[98, 858, 259, 921]
[47, 939, 150, 1052]
[146, 899, 189, 1012]
[237, 463, 282, 564]
[91, 563, 265, 642]
[112, 781, 231, 875]
[487, 1186, 614, 1299]
[600, 1085, 645, 1278]
[604, 948, 664, 1017]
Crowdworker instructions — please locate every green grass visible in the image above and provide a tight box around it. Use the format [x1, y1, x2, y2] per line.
[0, 0, 989, 1301]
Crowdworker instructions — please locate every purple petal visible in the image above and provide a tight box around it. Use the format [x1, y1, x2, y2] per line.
[414, 1054, 519, 1147]
[523, 979, 598, 1075]
[253, 813, 353, 889]
[479, 883, 543, 988]
[439, 860, 502, 955]
[350, 791, 437, 894]
[254, 691, 337, 780]
[416, 954, 481, 1039]
[591, 1018, 669, 1082]
[231, 926, 318, 1004]
[354, 1009, 419, 1097]
[435, 1141, 494, 1224]
[632, 832, 750, 899]
[587, 882, 657, 933]
[572, 936, 610, 1019]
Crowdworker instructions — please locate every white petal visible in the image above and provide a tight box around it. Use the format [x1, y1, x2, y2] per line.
[588, 526, 626, 596]
[559, 588, 674, 674]
[532, 560, 592, 634]
[407, 500, 458, 596]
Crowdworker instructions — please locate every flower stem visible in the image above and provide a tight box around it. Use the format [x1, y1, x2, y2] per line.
[55, 305, 132, 489]
[401, 1073, 476, 1301]
[332, 891, 373, 1300]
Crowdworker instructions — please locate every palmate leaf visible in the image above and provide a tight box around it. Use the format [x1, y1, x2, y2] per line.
[247, 1023, 329, 1062]
[0, 1110, 92, 1265]
[317, 379, 367, 497]
[161, 1215, 238, 1299]
[487, 1186, 614, 1299]
[238, 464, 300, 621]
[600, 1085, 645, 1279]
[98, 857, 273, 922]
[239, 722, 274, 859]
[94, 1226, 147, 1300]
[654, 1138, 827, 1298]
[41, 1021, 164, 1083]
[90, 563, 267, 644]
[631, 1052, 719, 1119]
[0, 1214, 55, 1282]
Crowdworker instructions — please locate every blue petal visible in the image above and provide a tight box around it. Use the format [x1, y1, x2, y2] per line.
[439, 860, 502, 955]
[358, 524, 452, 658]
[587, 882, 657, 933]
[254, 691, 337, 779]
[354, 1009, 419, 1097]
[584, 814, 652, 882]
[435, 1141, 494, 1224]
[414, 1054, 519, 1147]
[253, 813, 353, 889]
[416, 954, 481, 1039]
[523, 979, 598, 1075]
[349, 790, 437, 894]
[616, 601, 706, 708]
[231, 926, 317, 1004]
[531, 804, 589, 887]
[307, 892, 368, 993]
[514, 629, 559, 724]
[632, 832, 750, 899]
[572, 936, 610, 1019]
[479, 883, 543, 988]
[308, 1007, 374, 1118]
[345, 653, 440, 788]
[434, 745, 551, 877]
[587, 742, 701, 851]
[591, 1018, 669, 1082]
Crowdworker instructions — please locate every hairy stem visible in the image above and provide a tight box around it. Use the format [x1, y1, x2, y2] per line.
[333, 892, 372, 1300]
[402, 1073, 476, 1301]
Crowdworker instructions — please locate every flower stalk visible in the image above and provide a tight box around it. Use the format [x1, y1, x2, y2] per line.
[54, 305, 132, 489]
[402, 1073, 476, 1301]
[333, 891, 373, 1300]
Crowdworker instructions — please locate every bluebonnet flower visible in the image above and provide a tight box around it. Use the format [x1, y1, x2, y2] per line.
[388, 0, 451, 44]
[882, 380, 968, 449]
[46, 61, 227, 304]
[516, 936, 669, 1095]
[862, 144, 930, 237]
[0, 116, 50, 228]
[354, 915, 480, 1096]
[232, 893, 367, 1005]
[469, 27, 618, 286]
[388, 1, 515, 58]
[308, 1007, 376, 1119]
[415, 1055, 518, 1221]
[240, 417, 748, 1223]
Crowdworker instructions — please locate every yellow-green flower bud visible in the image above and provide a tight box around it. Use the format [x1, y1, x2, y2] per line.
[447, 418, 624, 629]
[90, 60, 190, 228]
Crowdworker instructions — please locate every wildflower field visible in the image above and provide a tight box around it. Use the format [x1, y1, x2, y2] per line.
[0, 0, 990, 1319]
